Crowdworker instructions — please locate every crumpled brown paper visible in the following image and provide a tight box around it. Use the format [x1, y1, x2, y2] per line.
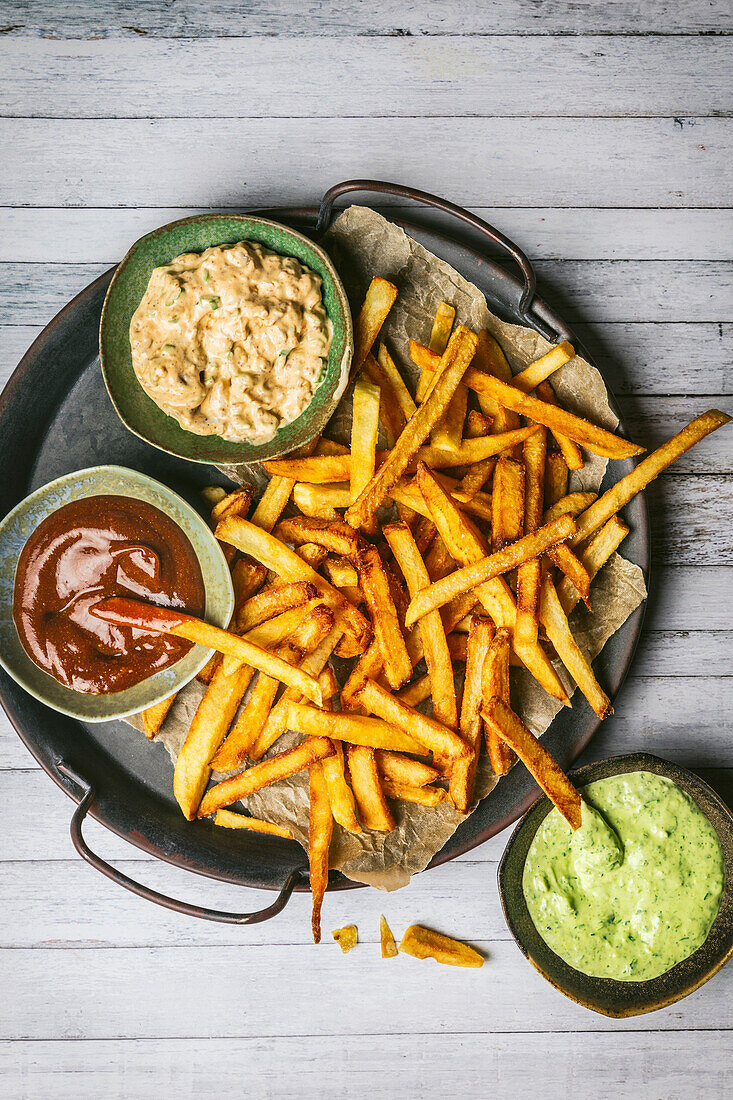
[128, 206, 647, 891]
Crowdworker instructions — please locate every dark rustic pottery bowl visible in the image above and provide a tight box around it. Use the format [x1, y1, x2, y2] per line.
[498, 752, 733, 1017]
[100, 214, 353, 465]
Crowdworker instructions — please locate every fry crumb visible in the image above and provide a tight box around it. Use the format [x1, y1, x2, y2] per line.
[380, 915, 398, 958]
[332, 925, 358, 953]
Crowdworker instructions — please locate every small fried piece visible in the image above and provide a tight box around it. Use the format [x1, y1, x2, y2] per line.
[323, 740, 361, 832]
[355, 679, 469, 761]
[309, 760, 333, 944]
[347, 745, 395, 832]
[382, 779, 446, 806]
[274, 516, 362, 558]
[510, 341, 575, 392]
[376, 749, 439, 788]
[141, 694, 176, 739]
[236, 581, 317, 633]
[380, 915, 398, 958]
[450, 614, 494, 812]
[350, 375, 382, 528]
[491, 457, 525, 551]
[332, 925, 358, 953]
[399, 925, 484, 968]
[352, 276, 398, 377]
[481, 699, 582, 829]
[539, 572, 612, 719]
[356, 544, 412, 690]
[428, 301, 456, 355]
[558, 515, 629, 615]
[286, 702, 425, 754]
[482, 627, 515, 776]
[213, 810, 293, 838]
[210, 486, 254, 525]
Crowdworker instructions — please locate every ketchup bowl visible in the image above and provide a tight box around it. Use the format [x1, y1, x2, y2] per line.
[0, 466, 234, 722]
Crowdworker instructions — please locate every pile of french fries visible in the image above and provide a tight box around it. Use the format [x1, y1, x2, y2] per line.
[127, 275, 730, 942]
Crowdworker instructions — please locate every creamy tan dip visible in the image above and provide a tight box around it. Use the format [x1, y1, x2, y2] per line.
[129, 240, 332, 444]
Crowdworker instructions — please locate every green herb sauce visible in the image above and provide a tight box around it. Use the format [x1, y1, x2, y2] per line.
[523, 772, 725, 981]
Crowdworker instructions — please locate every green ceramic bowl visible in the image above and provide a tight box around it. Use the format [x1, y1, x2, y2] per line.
[0, 466, 234, 723]
[498, 753, 733, 1016]
[100, 214, 353, 465]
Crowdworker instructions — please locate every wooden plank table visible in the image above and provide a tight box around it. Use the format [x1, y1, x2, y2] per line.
[1, 4, 731, 1096]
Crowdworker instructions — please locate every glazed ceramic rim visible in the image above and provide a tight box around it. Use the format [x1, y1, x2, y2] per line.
[0, 464, 234, 722]
[99, 213, 353, 465]
[498, 752, 733, 1016]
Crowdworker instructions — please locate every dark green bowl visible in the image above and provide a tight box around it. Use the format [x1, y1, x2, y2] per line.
[498, 753, 733, 1017]
[100, 214, 353, 465]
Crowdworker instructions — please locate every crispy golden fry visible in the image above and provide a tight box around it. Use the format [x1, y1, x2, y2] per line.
[510, 341, 575, 393]
[470, 331, 522, 447]
[332, 925, 358, 953]
[442, 589, 479, 634]
[352, 276, 398, 377]
[544, 491, 598, 524]
[539, 573, 612, 719]
[375, 749, 439, 788]
[460, 455, 497, 498]
[399, 925, 484, 968]
[546, 543, 591, 606]
[390, 473, 494, 526]
[210, 486, 254, 525]
[323, 740, 361, 832]
[347, 745, 395, 831]
[323, 556, 359, 588]
[287, 702, 426, 754]
[197, 736, 335, 818]
[481, 699, 582, 829]
[492, 456, 525, 552]
[355, 679, 469, 761]
[378, 342, 417, 420]
[380, 915, 398, 958]
[219, 601, 324, 678]
[291, 483, 341, 520]
[451, 615, 495, 812]
[236, 581, 317, 633]
[383, 522, 457, 731]
[419, 425, 540, 468]
[481, 627, 515, 775]
[232, 556, 269, 630]
[428, 301, 456, 355]
[211, 605, 334, 771]
[515, 425, 547, 647]
[356, 544, 412, 690]
[251, 475, 294, 531]
[196, 651, 221, 685]
[345, 326, 479, 529]
[416, 463, 569, 704]
[350, 375, 382, 520]
[404, 514, 576, 628]
[216, 516, 372, 652]
[465, 409, 493, 437]
[309, 760, 333, 944]
[382, 779, 446, 806]
[141, 694, 176, 739]
[213, 810, 293, 838]
[264, 454, 357, 483]
[274, 516, 363, 558]
[296, 543, 329, 571]
[341, 639, 385, 710]
[93, 597, 324, 705]
[544, 451, 570, 509]
[363, 352, 406, 449]
[396, 673, 431, 707]
[536, 381, 584, 470]
[572, 410, 732, 546]
[423, 534, 454, 583]
[431, 382, 468, 453]
[558, 515, 629, 615]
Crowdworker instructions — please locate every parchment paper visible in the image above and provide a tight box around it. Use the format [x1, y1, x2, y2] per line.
[128, 205, 647, 891]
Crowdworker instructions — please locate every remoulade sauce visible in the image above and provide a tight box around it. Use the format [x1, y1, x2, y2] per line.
[13, 495, 205, 695]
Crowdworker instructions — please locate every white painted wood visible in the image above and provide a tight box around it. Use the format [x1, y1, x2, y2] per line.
[8, 0, 732, 37]
[1, 117, 728, 207]
[4, 36, 730, 117]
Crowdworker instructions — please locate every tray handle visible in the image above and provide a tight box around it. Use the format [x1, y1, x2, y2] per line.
[315, 178, 563, 342]
[56, 761, 304, 924]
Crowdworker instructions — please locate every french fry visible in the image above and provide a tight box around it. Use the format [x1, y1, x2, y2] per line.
[432, 382, 468, 453]
[399, 925, 484, 968]
[363, 352, 406, 448]
[323, 740, 361, 832]
[232, 556, 269, 630]
[251, 475, 294, 531]
[309, 760, 333, 944]
[93, 597, 324, 705]
[404, 514, 576, 628]
[332, 925, 358, 953]
[470, 330, 522, 447]
[396, 673, 431, 707]
[286, 702, 426, 754]
[510, 341, 575, 393]
[236, 581, 317, 633]
[295, 543, 329, 571]
[423, 533, 454, 583]
[356, 544, 412, 690]
[544, 451, 569, 509]
[482, 627, 515, 775]
[350, 376, 382, 527]
[216, 516, 372, 653]
[378, 342, 417, 420]
[264, 454, 356, 483]
[355, 679, 469, 761]
[210, 486, 254, 525]
[341, 639, 385, 710]
[544, 491, 598, 524]
[546, 544, 591, 606]
[515, 425, 547, 647]
[213, 810, 293, 838]
[416, 463, 569, 704]
[539, 573, 612, 719]
[323, 556, 359, 588]
[291, 483, 341, 520]
[536, 381, 584, 470]
[491, 457, 525, 552]
[465, 409, 493, 437]
[347, 745, 395, 831]
[558, 515, 629, 615]
[380, 915, 398, 958]
[415, 301, 456, 403]
[141, 694, 176, 739]
[383, 522, 457, 731]
[382, 779, 446, 806]
[450, 615, 494, 812]
[390, 473, 494, 526]
[460, 456, 497, 498]
[197, 736, 335, 818]
[481, 699, 582, 829]
[345, 326, 479, 529]
[274, 516, 363, 558]
[201, 485, 227, 509]
[418, 425, 540, 468]
[572, 410, 732, 546]
[352, 276, 398, 377]
[375, 749, 439, 788]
